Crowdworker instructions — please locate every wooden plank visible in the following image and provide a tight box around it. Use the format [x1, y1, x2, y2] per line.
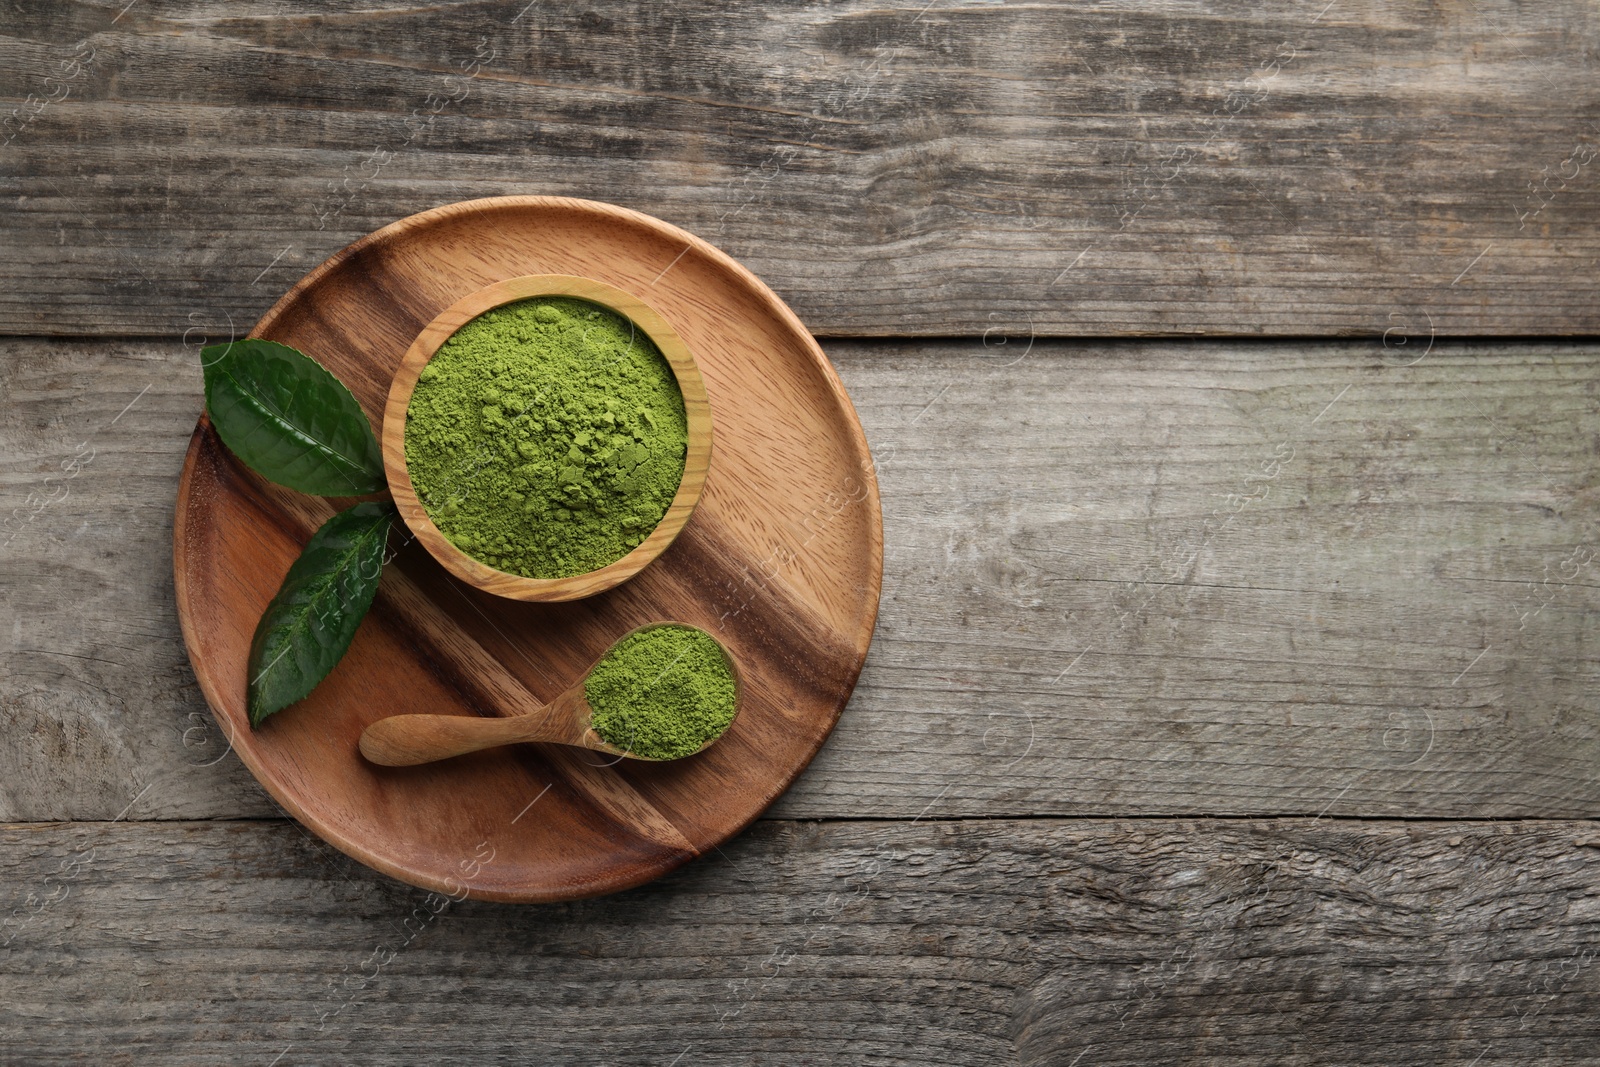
[1, 818, 1598, 1063]
[3, 0, 1599, 338]
[2, 338, 1599, 821]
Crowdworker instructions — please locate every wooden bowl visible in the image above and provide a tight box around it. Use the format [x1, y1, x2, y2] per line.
[382, 274, 713, 602]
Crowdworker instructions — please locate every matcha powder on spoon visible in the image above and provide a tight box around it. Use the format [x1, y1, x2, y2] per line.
[405, 296, 688, 578]
[585, 625, 738, 760]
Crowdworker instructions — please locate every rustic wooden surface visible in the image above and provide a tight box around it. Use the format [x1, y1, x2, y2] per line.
[6, 0, 1600, 1060]
[3, 819, 1599, 1064]
[3, 0, 1600, 338]
[5, 337, 1597, 823]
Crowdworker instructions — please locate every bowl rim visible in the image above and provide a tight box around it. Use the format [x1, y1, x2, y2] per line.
[382, 273, 713, 602]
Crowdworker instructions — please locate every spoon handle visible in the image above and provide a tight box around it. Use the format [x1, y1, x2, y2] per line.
[360, 712, 563, 766]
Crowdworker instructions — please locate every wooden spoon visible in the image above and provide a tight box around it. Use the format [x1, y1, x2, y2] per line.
[358, 624, 741, 766]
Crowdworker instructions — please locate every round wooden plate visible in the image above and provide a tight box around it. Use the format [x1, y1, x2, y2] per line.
[173, 196, 883, 902]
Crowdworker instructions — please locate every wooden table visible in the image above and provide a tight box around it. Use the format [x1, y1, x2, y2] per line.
[4, 2, 1598, 1062]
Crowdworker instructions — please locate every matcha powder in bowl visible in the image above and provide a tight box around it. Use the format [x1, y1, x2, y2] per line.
[404, 296, 689, 578]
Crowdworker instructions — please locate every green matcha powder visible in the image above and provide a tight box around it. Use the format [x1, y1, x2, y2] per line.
[585, 625, 738, 760]
[405, 296, 687, 578]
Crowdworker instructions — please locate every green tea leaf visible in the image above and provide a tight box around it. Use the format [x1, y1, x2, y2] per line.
[202, 338, 385, 495]
[247, 502, 394, 727]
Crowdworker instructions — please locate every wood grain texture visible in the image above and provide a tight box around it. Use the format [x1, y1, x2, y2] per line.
[4, 337, 1599, 823]
[4, 0, 1600, 338]
[381, 271, 715, 602]
[357, 695, 600, 765]
[169, 198, 881, 899]
[2, 817, 1599, 1064]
